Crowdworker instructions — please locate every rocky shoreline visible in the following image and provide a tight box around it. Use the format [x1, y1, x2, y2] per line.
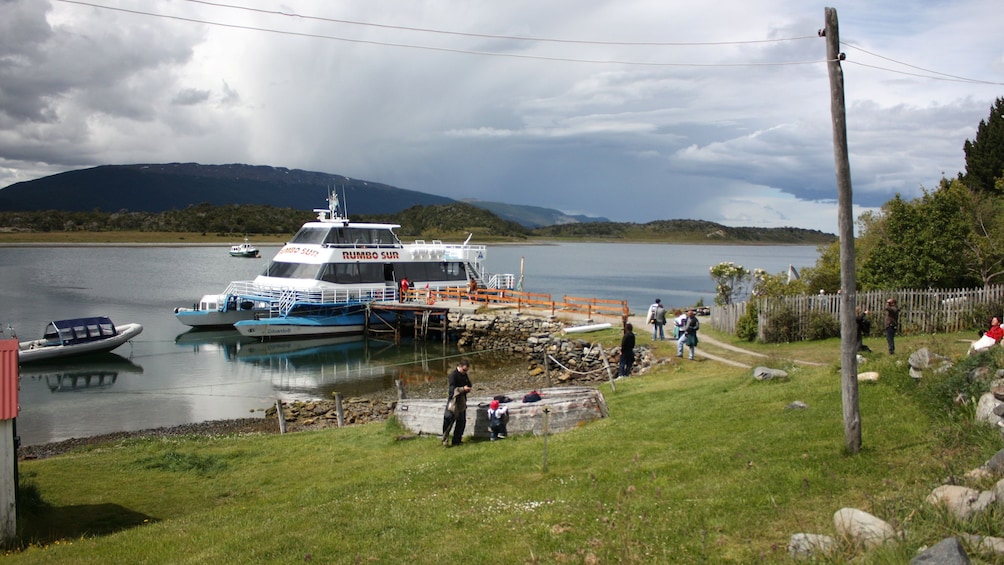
[19, 343, 654, 460]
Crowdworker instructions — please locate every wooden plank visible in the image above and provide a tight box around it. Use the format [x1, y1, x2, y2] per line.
[395, 387, 608, 439]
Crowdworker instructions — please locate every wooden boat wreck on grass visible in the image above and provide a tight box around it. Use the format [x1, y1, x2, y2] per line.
[394, 386, 608, 440]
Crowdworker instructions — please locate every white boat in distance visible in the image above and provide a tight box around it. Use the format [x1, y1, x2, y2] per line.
[14, 316, 143, 363]
[175, 188, 515, 336]
[229, 238, 260, 258]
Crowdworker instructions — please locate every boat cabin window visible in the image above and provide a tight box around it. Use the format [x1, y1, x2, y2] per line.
[393, 262, 468, 282]
[262, 261, 321, 279]
[321, 227, 399, 247]
[290, 226, 400, 247]
[319, 262, 384, 284]
[289, 227, 328, 245]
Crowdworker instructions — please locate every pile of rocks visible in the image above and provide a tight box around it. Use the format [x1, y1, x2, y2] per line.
[789, 448, 1004, 562]
[450, 311, 652, 382]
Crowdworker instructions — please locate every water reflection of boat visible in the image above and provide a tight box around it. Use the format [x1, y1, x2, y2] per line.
[235, 335, 367, 361]
[174, 328, 256, 360]
[19, 353, 144, 392]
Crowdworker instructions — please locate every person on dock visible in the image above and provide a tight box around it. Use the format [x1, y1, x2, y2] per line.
[399, 277, 410, 301]
[647, 298, 667, 340]
[618, 323, 636, 377]
[677, 309, 700, 360]
[487, 399, 509, 441]
[442, 359, 472, 447]
[467, 277, 479, 300]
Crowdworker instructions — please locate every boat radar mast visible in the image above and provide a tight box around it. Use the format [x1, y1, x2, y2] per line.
[314, 185, 348, 223]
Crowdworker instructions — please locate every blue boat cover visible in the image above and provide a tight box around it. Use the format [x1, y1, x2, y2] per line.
[42, 317, 118, 346]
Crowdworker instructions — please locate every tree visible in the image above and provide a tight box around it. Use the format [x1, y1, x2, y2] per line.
[962, 177, 1004, 286]
[859, 186, 978, 290]
[709, 262, 751, 305]
[963, 97, 1004, 193]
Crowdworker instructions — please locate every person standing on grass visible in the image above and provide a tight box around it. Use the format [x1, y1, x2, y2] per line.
[677, 309, 700, 360]
[618, 323, 636, 377]
[647, 298, 667, 341]
[884, 298, 899, 355]
[442, 359, 472, 447]
[673, 309, 687, 344]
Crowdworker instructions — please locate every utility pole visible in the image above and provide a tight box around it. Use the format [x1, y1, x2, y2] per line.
[822, 7, 861, 454]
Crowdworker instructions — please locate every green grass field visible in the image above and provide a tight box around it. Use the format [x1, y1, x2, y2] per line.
[6, 330, 1004, 563]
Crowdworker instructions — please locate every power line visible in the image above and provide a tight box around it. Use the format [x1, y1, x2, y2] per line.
[843, 41, 1003, 85]
[56, 0, 825, 67]
[182, 0, 820, 47]
[845, 60, 1004, 85]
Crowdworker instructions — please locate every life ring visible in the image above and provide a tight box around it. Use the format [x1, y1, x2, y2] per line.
[426, 295, 436, 305]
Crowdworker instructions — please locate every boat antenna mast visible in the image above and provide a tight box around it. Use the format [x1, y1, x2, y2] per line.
[317, 182, 349, 222]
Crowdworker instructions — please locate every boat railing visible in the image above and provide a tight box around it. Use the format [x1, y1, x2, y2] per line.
[223, 281, 397, 308]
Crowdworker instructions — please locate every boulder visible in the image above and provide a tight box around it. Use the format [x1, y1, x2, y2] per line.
[787, 533, 834, 560]
[910, 537, 971, 564]
[975, 393, 1004, 428]
[960, 533, 1004, 557]
[753, 366, 789, 381]
[988, 450, 1004, 474]
[833, 507, 898, 549]
[908, 347, 953, 379]
[857, 371, 880, 382]
[926, 485, 996, 520]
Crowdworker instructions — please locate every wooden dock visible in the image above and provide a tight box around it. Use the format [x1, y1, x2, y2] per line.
[367, 302, 464, 342]
[394, 386, 608, 439]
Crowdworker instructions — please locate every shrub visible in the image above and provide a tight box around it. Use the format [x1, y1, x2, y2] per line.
[806, 311, 840, 340]
[736, 301, 759, 342]
[762, 305, 800, 343]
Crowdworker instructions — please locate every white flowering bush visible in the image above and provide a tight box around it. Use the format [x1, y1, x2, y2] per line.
[709, 261, 752, 305]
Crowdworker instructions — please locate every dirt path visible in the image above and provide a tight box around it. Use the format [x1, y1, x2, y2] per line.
[623, 313, 824, 369]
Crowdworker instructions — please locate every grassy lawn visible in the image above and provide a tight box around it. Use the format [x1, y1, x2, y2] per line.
[7, 330, 1003, 563]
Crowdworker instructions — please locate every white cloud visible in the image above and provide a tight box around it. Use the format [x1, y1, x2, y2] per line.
[0, 0, 1000, 233]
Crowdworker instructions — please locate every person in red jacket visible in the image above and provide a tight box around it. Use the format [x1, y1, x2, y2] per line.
[969, 316, 1003, 354]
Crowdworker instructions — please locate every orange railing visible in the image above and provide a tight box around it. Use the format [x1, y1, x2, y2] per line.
[402, 287, 629, 320]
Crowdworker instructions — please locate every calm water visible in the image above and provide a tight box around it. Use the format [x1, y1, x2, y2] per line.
[1, 242, 818, 445]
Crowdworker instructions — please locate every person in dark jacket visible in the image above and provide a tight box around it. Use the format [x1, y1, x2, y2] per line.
[855, 307, 871, 352]
[679, 310, 700, 360]
[442, 359, 472, 447]
[618, 323, 636, 377]
[884, 298, 899, 354]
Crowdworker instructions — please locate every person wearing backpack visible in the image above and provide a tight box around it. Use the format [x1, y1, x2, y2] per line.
[647, 298, 667, 340]
[677, 309, 700, 360]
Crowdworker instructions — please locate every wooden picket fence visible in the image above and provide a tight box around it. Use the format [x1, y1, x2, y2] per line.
[709, 285, 1004, 342]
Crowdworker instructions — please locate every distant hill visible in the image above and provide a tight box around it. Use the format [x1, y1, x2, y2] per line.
[462, 200, 608, 228]
[0, 164, 605, 229]
[532, 219, 835, 244]
[0, 163, 453, 214]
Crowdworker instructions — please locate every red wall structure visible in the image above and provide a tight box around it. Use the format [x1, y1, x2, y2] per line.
[0, 340, 17, 421]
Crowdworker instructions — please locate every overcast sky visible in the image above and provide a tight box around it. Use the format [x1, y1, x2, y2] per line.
[1, 0, 1001, 233]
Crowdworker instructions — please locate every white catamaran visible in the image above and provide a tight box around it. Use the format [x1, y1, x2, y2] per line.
[174, 189, 514, 338]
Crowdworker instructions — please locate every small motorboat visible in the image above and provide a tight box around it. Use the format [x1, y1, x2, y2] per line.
[229, 238, 260, 258]
[15, 316, 143, 364]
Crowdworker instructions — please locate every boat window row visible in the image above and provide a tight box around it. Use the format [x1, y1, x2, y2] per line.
[289, 226, 400, 247]
[44, 320, 117, 344]
[262, 261, 468, 284]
